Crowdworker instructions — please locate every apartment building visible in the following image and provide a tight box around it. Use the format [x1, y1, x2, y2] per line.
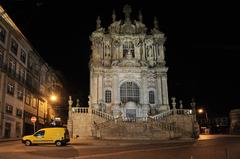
[0, 5, 63, 138]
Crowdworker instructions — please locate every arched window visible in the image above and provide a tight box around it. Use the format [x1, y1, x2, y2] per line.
[120, 82, 139, 103]
[105, 90, 111, 103]
[149, 91, 155, 104]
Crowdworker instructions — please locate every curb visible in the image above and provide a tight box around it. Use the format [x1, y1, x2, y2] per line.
[0, 138, 21, 143]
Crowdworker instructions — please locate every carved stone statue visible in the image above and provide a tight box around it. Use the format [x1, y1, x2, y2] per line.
[96, 16, 101, 30]
[76, 99, 80, 107]
[68, 96, 73, 109]
[112, 10, 116, 22]
[123, 4, 132, 23]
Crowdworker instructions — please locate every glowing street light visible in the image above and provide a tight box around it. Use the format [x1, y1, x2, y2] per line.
[50, 94, 58, 102]
[197, 108, 208, 122]
[198, 108, 204, 114]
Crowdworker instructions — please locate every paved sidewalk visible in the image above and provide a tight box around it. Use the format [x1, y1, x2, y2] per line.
[0, 138, 21, 142]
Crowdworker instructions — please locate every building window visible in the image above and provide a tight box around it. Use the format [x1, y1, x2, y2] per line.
[123, 42, 134, 58]
[16, 109, 23, 118]
[8, 58, 16, 75]
[149, 91, 155, 104]
[32, 97, 37, 108]
[120, 82, 139, 103]
[10, 39, 18, 55]
[20, 49, 26, 64]
[105, 90, 111, 103]
[34, 130, 45, 137]
[25, 92, 31, 105]
[5, 104, 13, 114]
[17, 86, 23, 100]
[19, 67, 25, 82]
[7, 81, 15, 96]
[39, 100, 44, 113]
[0, 25, 6, 43]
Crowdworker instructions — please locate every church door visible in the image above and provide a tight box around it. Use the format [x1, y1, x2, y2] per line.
[126, 109, 136, 119]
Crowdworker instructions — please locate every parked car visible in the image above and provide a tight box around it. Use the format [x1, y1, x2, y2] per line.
[22, 127, 70, 146]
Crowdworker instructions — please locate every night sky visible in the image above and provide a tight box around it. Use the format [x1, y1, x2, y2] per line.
[1, 0, 240, 117]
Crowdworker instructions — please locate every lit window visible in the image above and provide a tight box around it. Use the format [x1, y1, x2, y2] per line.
[32, 97, 37, 108]
[25, 92, 31, 105]
[0, 25, 6, 43]
[149, 91, 155, 104]
[17, 86, 23, 100]
[7, 81, 15, 96]
[120, 82, 139, 103]
[105, 90, 111, 103]
[8, 58, 16, 75]
[5, 104, 13, 114]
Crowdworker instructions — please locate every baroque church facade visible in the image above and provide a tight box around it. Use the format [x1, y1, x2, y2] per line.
[89, 5, 169, 119]
[68, 5, 198, 140]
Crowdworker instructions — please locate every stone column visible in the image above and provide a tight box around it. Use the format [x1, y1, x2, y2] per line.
[160, 75, 169, 111]
[98, 73, 103, 103]
[112, 74, 119, 104]
[120, 45, 123, 58]
[157, 74, 163, 105]
[112, 74, 119, 117]
[142, 71, 149, 116]
[159, 45, 165, 62]
[141, 72, 148, 104]
[67, 96, 73, 138]
[92, 73, 98, 108]
[162, 75, 169, 105]
[142, 43, 146, 60]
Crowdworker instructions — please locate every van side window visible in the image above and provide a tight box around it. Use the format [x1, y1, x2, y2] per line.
[34, 130, 45, 137]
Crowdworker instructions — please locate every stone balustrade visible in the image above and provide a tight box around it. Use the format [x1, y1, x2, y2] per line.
[92, 109, 115, 121]
[72, 107, 89, 113]
[176, 109, 192, 115]
[151, 109, 174, 120]
[121, 117, 148, 122]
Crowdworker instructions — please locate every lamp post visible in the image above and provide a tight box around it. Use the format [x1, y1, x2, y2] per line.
[197, 108, 208, 123]
[197, 107, 209, 134]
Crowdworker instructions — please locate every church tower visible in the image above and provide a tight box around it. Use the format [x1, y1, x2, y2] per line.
[89, 5, 169, 119]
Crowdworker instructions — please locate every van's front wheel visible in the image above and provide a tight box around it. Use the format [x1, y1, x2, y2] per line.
[55, 141, 62, 146]
[25, 140, 32, 146]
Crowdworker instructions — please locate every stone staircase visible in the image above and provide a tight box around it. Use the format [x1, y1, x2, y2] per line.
[91, 109, 193, 140]
[70, 107, 194, 140]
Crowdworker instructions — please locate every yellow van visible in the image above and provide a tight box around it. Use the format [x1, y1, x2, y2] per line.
[22, 127, 70, 146]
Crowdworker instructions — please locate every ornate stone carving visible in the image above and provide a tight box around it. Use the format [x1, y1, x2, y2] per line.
[89, 5, 169, 119]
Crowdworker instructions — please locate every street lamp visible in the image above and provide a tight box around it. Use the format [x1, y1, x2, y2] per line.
[197, 107, 210, 134]
[197, 108, 208, 122]
[50, 94, 58, 102]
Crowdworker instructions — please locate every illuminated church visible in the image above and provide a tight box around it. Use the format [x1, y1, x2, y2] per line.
[89, 5, 169, 118]
[68, 5, 198, 140]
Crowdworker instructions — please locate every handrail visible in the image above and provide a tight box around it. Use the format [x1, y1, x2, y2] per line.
[150, 110, 174, 120]
[92, 109, 115, 121]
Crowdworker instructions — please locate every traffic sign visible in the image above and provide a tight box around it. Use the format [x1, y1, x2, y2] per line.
[31, 116, 37, 123]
